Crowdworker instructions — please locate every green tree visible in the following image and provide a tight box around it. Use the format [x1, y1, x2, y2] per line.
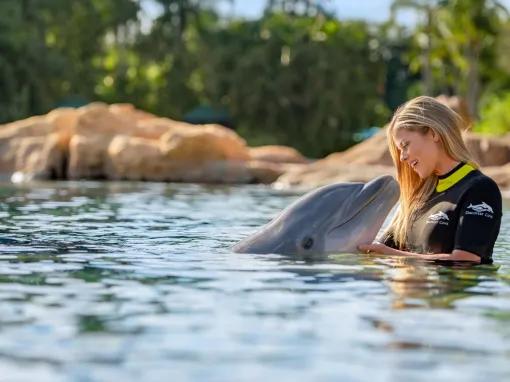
[390, 0, 509, 119]
[439, 0, 508, 118]
[0, 0, 140, 123]
[199, 12, 389, 156]
[390, 0, 440, 95]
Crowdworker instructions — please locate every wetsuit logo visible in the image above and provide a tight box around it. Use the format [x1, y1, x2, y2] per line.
[467, 202, 493, 214]
[465, 202, 494, 218]
[426, 211, 449, 225]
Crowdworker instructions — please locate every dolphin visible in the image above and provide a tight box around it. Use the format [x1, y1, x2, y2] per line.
[232, 175, 399, 255]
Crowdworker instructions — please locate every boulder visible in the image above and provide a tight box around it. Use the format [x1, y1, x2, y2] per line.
[134, 117, 189, 140]
[0, 116, 56, 138]
[463, 133, 510, 167]
[248, 145, 308, 164]
[0, 118, 58, 175]
[75, 102, 136, 136]
[68, 135, 109, 179]
[1, 104, 259, 183]
[274, 163, 395, 190]
[247, 161, 306, 184]
[159, 124, 249, 162]
[68, 103, 138, 178]
[106, 135, 167, 181]
[107, 135, 254, 183]
[9, 100, 510, 189]
[321, 129, 393, 166]
[109, 103, 157, 122]
[45, 107, 79, 149]
[176, 160, 252, 184]
[9, 134, 65, 181]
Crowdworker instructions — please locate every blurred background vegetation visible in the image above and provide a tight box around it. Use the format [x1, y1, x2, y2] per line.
[1, 0, 510, 157]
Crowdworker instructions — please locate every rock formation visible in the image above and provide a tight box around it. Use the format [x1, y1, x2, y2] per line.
[1, 98, 510, 190]
[0, 103, 302, 184]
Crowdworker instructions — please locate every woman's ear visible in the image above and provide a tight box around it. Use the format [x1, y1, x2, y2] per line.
[430, 129, 440, 142]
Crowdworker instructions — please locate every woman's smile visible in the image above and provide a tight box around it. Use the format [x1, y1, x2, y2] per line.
[393, 128, 442, 179]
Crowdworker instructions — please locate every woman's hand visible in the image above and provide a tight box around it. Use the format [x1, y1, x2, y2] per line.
[358, 242, 395, 256]
[358, 243, 481, 263]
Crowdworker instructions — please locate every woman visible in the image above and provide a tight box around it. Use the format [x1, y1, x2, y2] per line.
[359, 96, 502, 264]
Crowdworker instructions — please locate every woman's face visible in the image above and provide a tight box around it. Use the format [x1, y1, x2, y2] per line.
[393, 128, 441, 179]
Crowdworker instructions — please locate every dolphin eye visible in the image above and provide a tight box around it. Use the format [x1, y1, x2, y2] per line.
[302, 236, 314, 250]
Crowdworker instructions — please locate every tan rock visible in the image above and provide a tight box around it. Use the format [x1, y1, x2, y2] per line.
[0, 116, 56, 138]
[0, 141, 18, 174]
[76, 102, 136, 136]
[67, 103, 139, 178]
[109, 103, 157, 122]
[135, 117, 189, 140]
[7, 105, 254, 183]
[463, 132, 510, 166]
[1, 104, 259, 183]
[176, 160, 252, 184]
[8, 134, 65, 181]
[321, 129, 393, 166]
[274, 163, 395, 190]
[45, 107, 79, 149]
[269, 131, 394, 189]
[0, 118, 58, 175]
[248, 145, 308, 164]
[330, 123, 510, 168]
[247, 161, 306, 184]
[160, 124, 249, 162]
[106, 135, 166, 180]
[107, 135, 254, 183]
[68, 135, 109, 179]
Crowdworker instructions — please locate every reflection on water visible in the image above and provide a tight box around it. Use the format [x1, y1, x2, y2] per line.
[0, 180, 509, 381]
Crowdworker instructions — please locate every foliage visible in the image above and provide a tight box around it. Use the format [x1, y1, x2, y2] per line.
[1, 0, 510, 154]
[474, 92, 510, 135]
[391, 0, 509, 118]
[0, 0, 139, 121]
[199, 14, 390, 156]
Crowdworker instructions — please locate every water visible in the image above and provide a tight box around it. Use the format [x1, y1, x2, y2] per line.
[0, 181, 509, 382]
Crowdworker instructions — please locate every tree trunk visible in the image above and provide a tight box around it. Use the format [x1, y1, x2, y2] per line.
[466, 42, 481, 120]
[422, 7, 434, 95]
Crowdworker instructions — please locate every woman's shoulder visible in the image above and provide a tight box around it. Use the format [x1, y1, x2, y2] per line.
[467, 170, 501, 195]
[461, 169, 502, 207]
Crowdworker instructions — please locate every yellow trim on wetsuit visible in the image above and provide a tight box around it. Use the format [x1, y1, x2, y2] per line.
[436, 163, 475, 193]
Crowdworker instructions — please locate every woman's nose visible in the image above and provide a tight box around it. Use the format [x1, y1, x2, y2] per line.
[400, 150, 408, 162]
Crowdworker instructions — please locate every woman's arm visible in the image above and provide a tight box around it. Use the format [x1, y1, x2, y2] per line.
[358, 243, 481, 263]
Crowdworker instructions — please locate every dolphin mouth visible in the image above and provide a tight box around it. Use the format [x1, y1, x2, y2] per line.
[327, 176, 397, 233]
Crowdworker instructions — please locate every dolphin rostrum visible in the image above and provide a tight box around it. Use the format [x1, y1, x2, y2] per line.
[232, 175, 399, 255]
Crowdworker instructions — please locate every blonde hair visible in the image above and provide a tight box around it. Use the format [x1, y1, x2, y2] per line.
[386, 96, 477, 249]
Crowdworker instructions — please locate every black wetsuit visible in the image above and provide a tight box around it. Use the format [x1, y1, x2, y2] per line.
[381, 162, 502, 264]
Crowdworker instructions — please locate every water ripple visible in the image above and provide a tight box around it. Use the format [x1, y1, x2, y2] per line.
[0, 180, 508, 381]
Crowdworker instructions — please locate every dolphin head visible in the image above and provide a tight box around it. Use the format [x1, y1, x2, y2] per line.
[232, 175, 399, 255]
